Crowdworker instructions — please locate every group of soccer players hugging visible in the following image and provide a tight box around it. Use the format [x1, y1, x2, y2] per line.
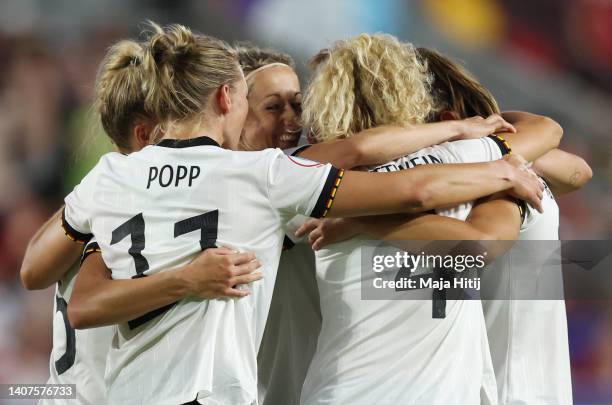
[20, 21, 592, 405]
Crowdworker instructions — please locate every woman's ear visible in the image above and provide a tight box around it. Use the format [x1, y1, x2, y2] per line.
[217, 84, 232, 115]
[133, 121, 152, 149]
[440, 110, 461, 121]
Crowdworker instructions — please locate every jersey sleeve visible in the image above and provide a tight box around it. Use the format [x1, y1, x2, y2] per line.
[62, 174, 96, 244]
[267, 150, 344, 218]
[445, 135, 511, 163]
[80, 238, 101, 265]
[282, 144, 312, 157]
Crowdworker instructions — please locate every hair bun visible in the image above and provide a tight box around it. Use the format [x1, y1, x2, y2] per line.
[147, 22, 197, 69]
[138, 20, 241, 135]
[94, 39, 146, 150]
[107, 40, 143, 70]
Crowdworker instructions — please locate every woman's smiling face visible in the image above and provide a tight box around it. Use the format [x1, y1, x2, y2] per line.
[239, 65, 303, 151]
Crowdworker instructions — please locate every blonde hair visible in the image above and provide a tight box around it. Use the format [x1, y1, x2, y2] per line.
[141, 22, 242, 139]
[303, 33, 433, 142]
[417, 47, 500, 120]
[94, 40, 147, 150]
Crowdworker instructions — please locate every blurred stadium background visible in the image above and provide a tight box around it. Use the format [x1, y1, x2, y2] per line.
[0, 1, 610, 403]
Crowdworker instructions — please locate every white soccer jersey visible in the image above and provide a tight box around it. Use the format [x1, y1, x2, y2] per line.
[62, 136, 341, 405]
[301, 136, 508, 405]
[257, 239, 321, 405]
[40, 238, 114, 405]
[257, 146, 323, 405]
[482, 181, 572, 405]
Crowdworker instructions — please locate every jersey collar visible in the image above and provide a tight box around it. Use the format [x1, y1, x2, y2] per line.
[156, 136, 221, 149]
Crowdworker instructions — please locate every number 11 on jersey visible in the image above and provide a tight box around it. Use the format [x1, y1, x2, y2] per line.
[111, 210, 219, 279]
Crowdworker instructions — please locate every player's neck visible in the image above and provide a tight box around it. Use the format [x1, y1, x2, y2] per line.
[160, 121, 225, 147]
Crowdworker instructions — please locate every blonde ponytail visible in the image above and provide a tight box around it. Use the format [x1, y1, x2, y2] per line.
[141, 22, 242, 138]
[94, 39, 146, 150]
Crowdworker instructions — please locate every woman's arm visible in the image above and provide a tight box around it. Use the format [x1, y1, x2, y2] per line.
[299, 196, 520, 247]
[500, 111, 563, 161]
[532, 149, 593, 195]
[297, 195, 520, 264]
[20, 207, 83, 290]
[359, 195, 521, 260]
[68, 247, 262, 329]
[298, 215, 489, 248]
[298, 115, 515, 168]
[463, 194, 521, 240]
[327, 154, 543, 218]
[354, 197, 520, 241]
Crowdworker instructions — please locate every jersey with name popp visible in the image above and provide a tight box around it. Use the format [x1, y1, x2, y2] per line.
[62, 136, 340, 405]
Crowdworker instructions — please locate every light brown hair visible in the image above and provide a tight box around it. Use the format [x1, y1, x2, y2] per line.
[234, 42, 295, 77]
[417, 47, 500, 120]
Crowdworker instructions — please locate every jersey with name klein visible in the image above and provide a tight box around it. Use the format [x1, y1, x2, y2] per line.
[62, 136, 340, 405]
[301, 137, 507, 405]
[41, 238, 114, 405]
[371, 135, 508, 220]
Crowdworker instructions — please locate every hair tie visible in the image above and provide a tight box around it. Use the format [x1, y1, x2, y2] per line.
[245, 62, 291, 82]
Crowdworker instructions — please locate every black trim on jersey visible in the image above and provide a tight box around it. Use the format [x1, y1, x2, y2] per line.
[55, 295, 76, 374]
[541, 177, 555, 200]
[432, 267, 447, 319]
[487, 134, 511, 155]
[61, 208, 93, 245]
[310, 167, 343, 219]
[128, 303, 176, 330]
[519, 199, 527, 223]
[283, 235, 296, 251]
[511, 197, 528, 224]
[80, 241, 101, 265]
[290, 144, 312, 157]
[156, 136, 220, 149]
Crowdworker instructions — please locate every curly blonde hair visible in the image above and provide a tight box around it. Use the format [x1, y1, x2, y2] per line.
[303, 33, 433, 142]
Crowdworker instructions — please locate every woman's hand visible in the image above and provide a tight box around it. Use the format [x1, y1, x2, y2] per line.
[180, 247, 263, 299]
[500, 154, 545, 213]
[455, 114, 516, 140]
[295, 218, 360, 250]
